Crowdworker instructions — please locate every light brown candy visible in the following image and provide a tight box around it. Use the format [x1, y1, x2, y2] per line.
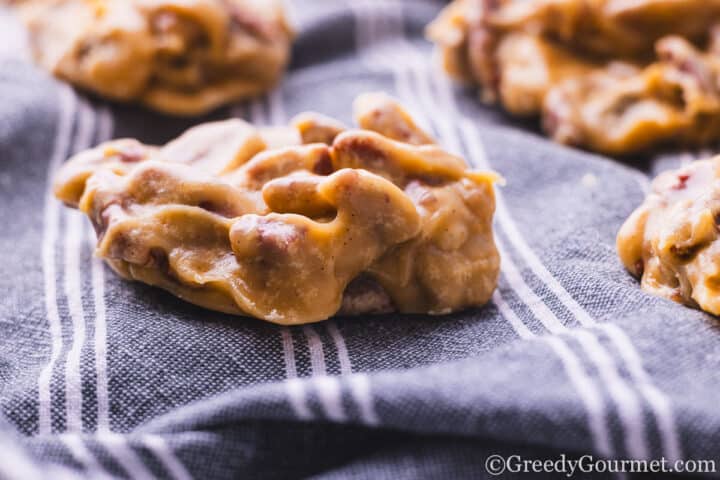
[353, 92, 435, 145]
[18, 0, 293, 115]
[291, 112, 347, 145]
[54, 139, 156, 207]
[55, 94, 500, 324]
[261, 173, 336, 218]
[158, 119, 267, 174]
[545, 38, 720, 154]
[229, 169, 422, 322]
[427, 0, 720, 154]
[230, 143, 333, 189]
[618, 157, 720, 314]
[488, 0, 720, 59]
[330, 128, 499, 314]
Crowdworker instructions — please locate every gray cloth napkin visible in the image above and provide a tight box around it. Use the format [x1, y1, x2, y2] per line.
[1, 1, 718, 479]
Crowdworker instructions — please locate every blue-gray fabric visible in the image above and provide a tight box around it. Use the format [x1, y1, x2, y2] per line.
[0, 1, 718, 479]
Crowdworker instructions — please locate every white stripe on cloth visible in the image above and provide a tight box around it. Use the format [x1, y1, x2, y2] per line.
[63, 98, 96, 433]
[491, 290, 534, 340]
[347, 374, 380, 426]
[60, 434, 114, 480]
[287, 374, 377, 425]
[601, 324, 682, 462]
[303, 326, 327, 376]
[93, 105, 114, 433]
[268, 88, 286, 128]
[495, 241, 567, 334]
[97, 105, 114, 144]
[280, 328, 298, 379]
[39, 84, 77, 436]
[89, 227, 111, 433]
[0, 438, 50, 480]
[97, 432, 156, 480]
[326, 323, 352, 375]
[63, 432, 194, 480]
[250, 97, 268, 126]
[493, 245, 614, 457]
[62, 211, 89, 433]
[286, 378, 313, 420]
[314, 376, 347, 422]
[540, 337, 614, 457]
[141, 435, 194, 480]
[571, 330, 648, 459]
[286, 375, 354, 423]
